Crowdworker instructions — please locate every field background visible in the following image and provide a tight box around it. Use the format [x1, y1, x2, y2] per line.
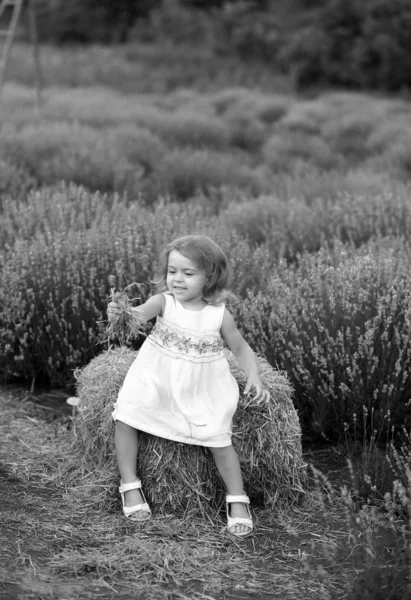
[1, 1, 411, 599]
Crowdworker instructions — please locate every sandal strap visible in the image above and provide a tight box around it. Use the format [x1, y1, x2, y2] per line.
[119, 479, 142, 493]
[227, 515, 253, 537]
[227, 516, 252, 526]
[123, 503, 151, 517]
[226, 494, 250, 505]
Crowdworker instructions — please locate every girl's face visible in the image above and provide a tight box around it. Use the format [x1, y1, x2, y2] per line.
[166, 250, 208, 306]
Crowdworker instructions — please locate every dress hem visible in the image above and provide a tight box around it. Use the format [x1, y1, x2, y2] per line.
[112, 412, 233, 448]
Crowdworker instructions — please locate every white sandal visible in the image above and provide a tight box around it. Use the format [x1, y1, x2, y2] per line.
[119, 479, 151, 521]
[226, 494, 253, 538]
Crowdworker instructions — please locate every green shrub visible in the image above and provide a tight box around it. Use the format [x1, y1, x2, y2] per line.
[269, 164, 406, 208]
[231, 245, 411, 438]
[346, 558, 410, 600]
[0, 83, 42, 126]
[262, 131, 338, 172]
[225, 112, 266, 152]
[129, 0, 216, 47]
[106, 125, 166, 200]
[3, 185, 411, 441]
[211, 87, 291, 124]
[366, 114, 411, 154]
[283, 0, 411, 91]
[0, 184, 125, 251]
[0, 121, 167, 199]
[219, 182, 411, 262]
[0, 122, 132, 193]
[218, 195, 315, 260]
[33, 0, 155, 44]
[277, 110, 321, 135]
[382, 133, 411, 178]
[358, 0, 411, 90]
[277, 92, 375, 134]
[0, 209, 156, 385]
[216, 2, 283, 61]
[0, 160, 37, 207]
[276, 91, 390, 150]
[255, 99, 290, 125]
[7, 38, 289, 94]
[364, 148, 411, 184]
[0, 184, 278, 384]
[45, 84, 163, 128]
[144, 110, 231, 150]
[217, 232, 276, 298]
[154, 147, 271, 200]
[44, 87, 145, 128]
[335, 405, 399, 503]
[321, 113, 376, 164]
[277, 95, 336, 133]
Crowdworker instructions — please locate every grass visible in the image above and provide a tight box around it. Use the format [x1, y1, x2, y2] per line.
[229, 243, 411, 439]
[1, 39, 411, 597]
[4, 42, 292, 95]
[0, 388, 409, 600]
[2, 65, 411, 203]
[2, 45, 411, 430]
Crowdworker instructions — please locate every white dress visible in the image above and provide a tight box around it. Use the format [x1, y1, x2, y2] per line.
[112, 292, 239, 447]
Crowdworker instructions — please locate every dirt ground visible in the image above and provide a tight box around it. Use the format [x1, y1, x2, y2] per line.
[0, 387, 402, 600]
[0, 468, 89, 599]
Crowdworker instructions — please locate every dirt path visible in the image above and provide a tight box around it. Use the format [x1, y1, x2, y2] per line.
[0, 387, 402, 600]
[0, 391, 106, 599]
[0, 469, 91, 599]
[0, 467, 147, 600]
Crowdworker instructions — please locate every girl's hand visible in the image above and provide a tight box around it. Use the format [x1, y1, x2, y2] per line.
[244, 375, 270, 403]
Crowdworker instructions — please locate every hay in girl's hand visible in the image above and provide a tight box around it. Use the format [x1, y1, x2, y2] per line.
[105, 285, 147, 344]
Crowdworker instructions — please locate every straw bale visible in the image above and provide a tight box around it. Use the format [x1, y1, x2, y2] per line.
[73, 346, 306, 516]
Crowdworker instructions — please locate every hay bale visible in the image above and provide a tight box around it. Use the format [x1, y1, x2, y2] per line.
[73, 346, 306, 515]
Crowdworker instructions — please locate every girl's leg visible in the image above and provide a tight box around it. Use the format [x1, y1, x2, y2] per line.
[115, 420, 145, 511]
[209, 445, 251, 535]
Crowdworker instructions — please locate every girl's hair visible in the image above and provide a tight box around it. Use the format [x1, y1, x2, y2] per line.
[154, 235, 232, 303]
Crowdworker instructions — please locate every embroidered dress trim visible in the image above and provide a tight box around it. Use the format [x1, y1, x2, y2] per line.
[148, 316, 224, 362]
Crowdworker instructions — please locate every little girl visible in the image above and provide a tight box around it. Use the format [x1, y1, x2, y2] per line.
[108, 234, 269, 538]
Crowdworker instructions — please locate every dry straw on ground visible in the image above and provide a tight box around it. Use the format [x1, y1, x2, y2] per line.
[1, 390, 405, 600]
[73, 325, 306, 516]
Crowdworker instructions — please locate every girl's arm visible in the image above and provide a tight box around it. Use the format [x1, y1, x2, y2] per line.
[220, 308, 269, 402]
[108, 293, 165, 322]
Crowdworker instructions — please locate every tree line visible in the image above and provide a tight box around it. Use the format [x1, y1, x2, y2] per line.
[20, 0, 411, 92]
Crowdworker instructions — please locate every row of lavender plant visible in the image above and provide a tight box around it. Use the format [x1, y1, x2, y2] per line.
[1, 183, 411, 441]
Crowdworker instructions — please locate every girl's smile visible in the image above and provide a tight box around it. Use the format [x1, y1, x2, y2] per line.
[166, 250, 208, 308]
